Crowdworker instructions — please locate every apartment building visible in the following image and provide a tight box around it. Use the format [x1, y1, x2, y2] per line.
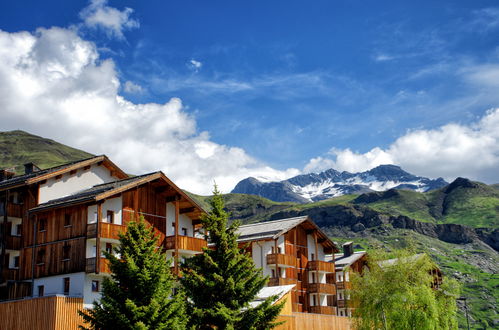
[0, 157, 207, 306]
[236, 216, 339, 315]
[333, 242, 367, 317]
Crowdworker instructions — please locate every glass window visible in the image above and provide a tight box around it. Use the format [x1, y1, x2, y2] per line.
[91, 280, 99, 292]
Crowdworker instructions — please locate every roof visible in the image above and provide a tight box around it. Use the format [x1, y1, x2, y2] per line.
[334, 251, 367, 270]
[237, 216, 338, 253]
[0, 155, 127, 190]
[29, 171, 207, 219]
[237, 216, 309, 242]
[248, 285, 295, 309]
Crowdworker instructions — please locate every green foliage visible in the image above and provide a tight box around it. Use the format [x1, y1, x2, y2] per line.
[79, 217, 186, 330]
[180, 186, 284, 329]
[350, 249, 460, 330]
[0, 130, 92, 173]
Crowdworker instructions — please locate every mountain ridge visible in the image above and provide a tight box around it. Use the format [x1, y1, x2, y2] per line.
[232, 164, 448, 203]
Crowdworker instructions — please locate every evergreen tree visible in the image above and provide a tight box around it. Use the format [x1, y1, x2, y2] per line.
[180, 187, 284, 330]
[349, 249, 460, 330]
[80, 216, 186, 330]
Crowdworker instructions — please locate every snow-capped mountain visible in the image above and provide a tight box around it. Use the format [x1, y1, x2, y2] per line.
[231, 165, 448, 203]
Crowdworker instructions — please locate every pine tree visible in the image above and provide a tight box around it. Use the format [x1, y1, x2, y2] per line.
[180, 187, 284, 329]
[79, 216, 187, 330]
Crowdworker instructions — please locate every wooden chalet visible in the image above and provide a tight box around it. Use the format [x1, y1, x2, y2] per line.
[237, 216, 340, 315]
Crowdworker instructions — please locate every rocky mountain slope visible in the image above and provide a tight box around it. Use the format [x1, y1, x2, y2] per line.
[232, 165, 448, 203]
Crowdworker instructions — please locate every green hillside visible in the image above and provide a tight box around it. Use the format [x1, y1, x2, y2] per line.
[0, 130, 93, 174]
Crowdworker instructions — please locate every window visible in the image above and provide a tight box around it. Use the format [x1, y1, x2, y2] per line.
[13, 256, 19, 268]
[277, 267, 282, 278]
[311, 272, 316, 284]
[64, 214, 71, 227]
[37, 285, 44, 297]
[277, 247, 282, 254]
[271, 269, 275, 278]
[171, 222, 175, 234]
[106, 210, 114, 224]
[298, 296, 304, 305]
[312, 295, 317, 306]
[38, 218, 47, 232]
[105, 243, 113, 254]
[36, 249, 45, 265]
[339, 310, 344, 317]
[91, 280, 99, 292]
[93, 212, 98, 222]
[15, 224, 22, 236]
[311, 253, 315, 261]
[181, 227, 187, 236]
[62, 245, 71, 260]
[63, 277, 70, 295]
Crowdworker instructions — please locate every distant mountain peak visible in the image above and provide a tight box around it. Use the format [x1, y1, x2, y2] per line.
[231, 165, 448, 203]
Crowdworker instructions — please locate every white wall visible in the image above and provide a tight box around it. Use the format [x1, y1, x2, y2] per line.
[39, 164, 116, 204]
[8, 217, 22, 235]
[34, 272, 85, 297]
[8, 250, 19, 268]
[166, 202, 194, 236]
[83, 274, 107, 308]
[87, 197, 122, 225]
[307, 234, 326, 260]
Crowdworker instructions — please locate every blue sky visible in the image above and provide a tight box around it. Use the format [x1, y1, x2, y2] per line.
[0, 0, 498, 193]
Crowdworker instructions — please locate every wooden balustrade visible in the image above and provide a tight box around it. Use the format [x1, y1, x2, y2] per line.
[309, 306, 336, 315]
[86, 223, 127, 240]
[164, 235, 207, 252]
[307, 283, 336, 295]
[5, 235, 21, 250]
[337, 300, 346, 308]
[336, 281, 351, 290]
[307, 260, 335, 273]
[85, 257, 111, 274]
[2, 268, 19, 281]
[266, 253, 297, 267]
[2, 203, 24, 218]
[268, 277, 298, 287]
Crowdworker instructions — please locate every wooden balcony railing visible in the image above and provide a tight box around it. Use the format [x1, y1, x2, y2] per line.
[309, 306, 336, 315]
[268, 277, 298, 287]
[85, 257, 111, 274]
[0, 203, 24, 218]
[307, 260, 335, 273]
[266, 253, 297, 267]
[336, 281, 351, 290]
[337, 300, 346, 308]
[307, 283, 336, 295]
[164, 235, 207, 252]
[292, 303, 305, 312]
[1, 268, 19, 282]
[87, 223, 127, 240]
[5, 235, 21, 250]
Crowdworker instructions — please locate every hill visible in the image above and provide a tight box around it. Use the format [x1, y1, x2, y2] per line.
[0, 130, 93, 174]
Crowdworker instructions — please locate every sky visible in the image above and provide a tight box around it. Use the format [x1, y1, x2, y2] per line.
[0, 0, 498, 194]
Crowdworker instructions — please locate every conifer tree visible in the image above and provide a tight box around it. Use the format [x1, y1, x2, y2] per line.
[180, 187, 284, 329]
[80, 216, 186, 330]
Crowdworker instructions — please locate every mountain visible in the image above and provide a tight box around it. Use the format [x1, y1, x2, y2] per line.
[0, 130, 93, 174]
[232, 165, 448, 203]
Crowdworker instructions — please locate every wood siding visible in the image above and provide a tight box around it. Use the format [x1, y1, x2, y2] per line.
[276, 313, 351, 330]
[0, 295, 84, 330]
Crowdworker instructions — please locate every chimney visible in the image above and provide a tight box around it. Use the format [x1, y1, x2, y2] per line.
[342, 241, 354, 257]
[0, 169, 15, 182]
[24, 162, 40, 175]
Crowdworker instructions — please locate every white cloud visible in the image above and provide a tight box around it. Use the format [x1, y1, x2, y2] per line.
[304, 109, 499, 183]
[123, 80, 144, 94]
[188, 59, 202, 72]
[0, 26, 299, 194]
[79, 0, 139, 39]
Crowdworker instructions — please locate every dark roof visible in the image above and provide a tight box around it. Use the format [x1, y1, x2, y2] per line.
[333, 251, 367, 270]
[0, 155, 124, 190]
[30, 173, 157, 212]
[237, 216, 309, 242]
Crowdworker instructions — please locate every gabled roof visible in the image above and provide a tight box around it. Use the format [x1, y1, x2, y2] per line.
[248, 285, 295, 309]
[29, 171, 207, 219]
[334, 251, 367, 270]
[236, 216, 338, 253]
[0, 155, 127, 191]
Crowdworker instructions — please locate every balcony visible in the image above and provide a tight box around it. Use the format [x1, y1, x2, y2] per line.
[164, 235, 207, 252]
[307, 260, 335, 273]
[0, 203, 23, 218]
[5, 235, 21, 250]
[85, 257, 111, 274]
[337, 300, 346, 308]
[266, 253, 297, 267]
[87, 223, 127, 240]
[309, 306, 336, 315]
[268, 277, 298, 287]
[1, 268, 19, 282]
[307, 283, 336, 295]
[336, 281, 351, 290]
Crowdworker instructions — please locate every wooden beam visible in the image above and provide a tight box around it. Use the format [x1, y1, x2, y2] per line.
[165, 194, 181, 203]
[179, 207, 195, 214]
[96, 203, 102, 274]
[174, 200, 179, 276]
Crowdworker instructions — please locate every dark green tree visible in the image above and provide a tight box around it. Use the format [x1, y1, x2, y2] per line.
[79, 216, 187, 330]
[180, 187, 284, 329]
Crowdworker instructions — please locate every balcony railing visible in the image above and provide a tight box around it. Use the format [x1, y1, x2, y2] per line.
[337, 300, 346, 308]
[307, 260, 335, 273]
[307, 283, 336, 295]
[5, 235, 21, 250]
[87, 223, 127, 240]
[164, 235, 207, 252]
[336, 281, 351, 290]
[85, 257, 111, 274]
[266, 253, 297, 267]
[1, 268, 19, 282]
[309, 306, 336, 315]
[0, 203, 24, 218]
[268, 277, 298, 287]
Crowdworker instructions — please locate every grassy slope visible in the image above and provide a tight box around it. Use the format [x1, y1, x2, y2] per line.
[0, 130, 93, 173]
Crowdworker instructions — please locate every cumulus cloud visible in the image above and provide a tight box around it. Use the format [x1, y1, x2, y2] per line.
[0, 26, 299, 194]
[304, 109, 499, 183]
[188, 59, 202, 72]
[79, 0, 139, 39]
[123, 80, 144, 94]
